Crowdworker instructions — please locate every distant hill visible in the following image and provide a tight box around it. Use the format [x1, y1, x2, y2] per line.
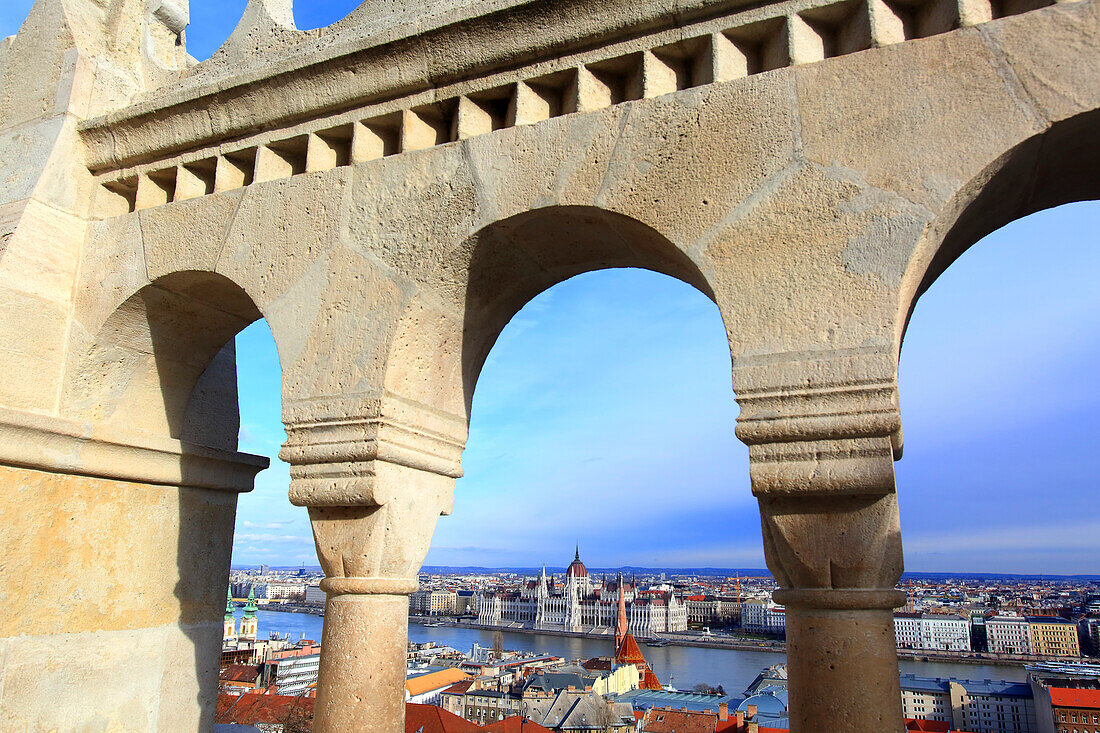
[229, 564, 1100, 581]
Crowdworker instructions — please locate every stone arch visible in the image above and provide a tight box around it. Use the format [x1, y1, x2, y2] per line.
[62, 269, 269, 451]
[384, 205, 720, 423]
[898, 108, 1100, 347]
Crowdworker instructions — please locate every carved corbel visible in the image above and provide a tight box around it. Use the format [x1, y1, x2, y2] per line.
[281, 395, 465, 596]
[735, 352, 906, 600]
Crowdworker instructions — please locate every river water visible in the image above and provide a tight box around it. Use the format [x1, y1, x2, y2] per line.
[234, 609, 1026, 694]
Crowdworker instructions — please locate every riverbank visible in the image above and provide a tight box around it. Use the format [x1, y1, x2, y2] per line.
[238, 608, 1034, 690]
[410, 615, 1084, 668]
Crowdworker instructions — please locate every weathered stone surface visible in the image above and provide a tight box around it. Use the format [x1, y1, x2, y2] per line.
[0, 0, 1096, 731]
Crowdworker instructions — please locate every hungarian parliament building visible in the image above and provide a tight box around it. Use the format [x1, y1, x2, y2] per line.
[475, 548, 688, 636]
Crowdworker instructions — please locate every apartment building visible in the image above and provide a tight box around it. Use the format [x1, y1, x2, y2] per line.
[1029, 618, 1081, 658]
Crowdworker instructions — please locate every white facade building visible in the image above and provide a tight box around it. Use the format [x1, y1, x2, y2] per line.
[895, 613, 972, 651]
[304, 585, 326, 605]
[476, 549, 687, 635]
[987, 616, 1033, 655]
[273, 652, 321, 696]
[742, 600, 786, 634]
[253, 583, 305, 601]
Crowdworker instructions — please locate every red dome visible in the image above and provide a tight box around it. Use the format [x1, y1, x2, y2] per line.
[566, 546, 588, 578]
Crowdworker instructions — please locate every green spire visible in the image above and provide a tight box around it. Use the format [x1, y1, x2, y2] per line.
[243, 585, 258, 618]
[225, 587, 235, 620]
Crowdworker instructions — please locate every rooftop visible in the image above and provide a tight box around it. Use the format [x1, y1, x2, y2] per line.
[1049, 688, 1100, 709]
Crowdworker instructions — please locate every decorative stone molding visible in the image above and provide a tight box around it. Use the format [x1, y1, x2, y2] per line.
[773, 588, 906, 609]
[737, 377, 901, 498]
[283, 395, 465, 507]
[0, 408, 268, 492]
[79, 0, 1071, 184]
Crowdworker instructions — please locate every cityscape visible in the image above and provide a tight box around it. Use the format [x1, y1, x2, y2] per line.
[217, 548, 1100, 732]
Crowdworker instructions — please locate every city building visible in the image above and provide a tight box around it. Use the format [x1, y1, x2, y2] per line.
[522, 689, 636, 732]
[463, 689, 523, 725]
[477, 551, 687, 634]
[895, 613, 973, 652]
[988, 616, 1034, 656]
[407, 669, 473, 705]
[1025, 661, 1100, 733]
[1078, 618, 1100, 657]
[304, 585, 326, 606]
[439, 680, 477, 717]
[899, 675, 1037, 732]
[741, 601, 786, 635]
[1029, 618, 1081, 658]
[1047, 688, 1100, 733]
[252, 582, 306, 601]
[412, 589, 459, 616]
[270, 645, 322, 697]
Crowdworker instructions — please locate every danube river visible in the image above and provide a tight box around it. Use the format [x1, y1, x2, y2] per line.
[233, 609, 1026, 693]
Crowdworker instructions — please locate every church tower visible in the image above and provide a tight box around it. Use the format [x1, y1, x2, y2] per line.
[223, 587, 237, 642]
[239, 586, 258, 641]
[615, 573, 628, 649]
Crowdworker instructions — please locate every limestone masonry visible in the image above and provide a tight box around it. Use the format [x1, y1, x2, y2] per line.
[0, 0, 1096, 730]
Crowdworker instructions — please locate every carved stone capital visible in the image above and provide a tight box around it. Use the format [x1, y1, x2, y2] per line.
[307, 463, 453, 595]
[282, 395, 465, 508]
[285, 397, 463, 595]
[758, 491, 904, 594]
[736, 352, 905, 599]
[735, 351, 902, 498]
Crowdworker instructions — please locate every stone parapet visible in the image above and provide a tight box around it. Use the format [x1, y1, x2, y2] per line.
[79, 0, 1072, 178]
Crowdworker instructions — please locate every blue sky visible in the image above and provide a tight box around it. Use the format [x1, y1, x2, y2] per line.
[228, 202, 1100, 575]
[5, 2, 1098, 574]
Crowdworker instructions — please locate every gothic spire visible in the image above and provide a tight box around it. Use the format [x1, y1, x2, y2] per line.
[243, 585, 258, 618]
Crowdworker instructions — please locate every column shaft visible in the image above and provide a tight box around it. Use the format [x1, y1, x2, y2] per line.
[779, 591, 906, 732]
[314, 594, 410, 733]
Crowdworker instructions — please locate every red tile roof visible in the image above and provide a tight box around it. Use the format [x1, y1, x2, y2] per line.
[641, 707, 717, 733]
[482, 717, 554, 733]
[906, 720, 951, 731]
[615, 634, 663, 690]
[219, 664, 261, 683]
[216, 693, 314, 725]
[441, 680, 476, 695]
[406, 703, 484, 733]
[1050, 687, 1100, 709]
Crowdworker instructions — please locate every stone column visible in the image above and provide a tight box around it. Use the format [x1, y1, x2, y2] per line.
[283, 398, 464, 733]
[736, 358, 906, 733]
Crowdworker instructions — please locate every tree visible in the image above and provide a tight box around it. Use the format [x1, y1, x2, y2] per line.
[277, 697, 313, 733]
[492, 630, 504, 660]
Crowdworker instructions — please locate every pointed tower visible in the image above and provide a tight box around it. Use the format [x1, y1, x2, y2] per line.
[615, 573, 628, 649]
[239, 585, 259, 641]
[223, 587, 237, 642]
